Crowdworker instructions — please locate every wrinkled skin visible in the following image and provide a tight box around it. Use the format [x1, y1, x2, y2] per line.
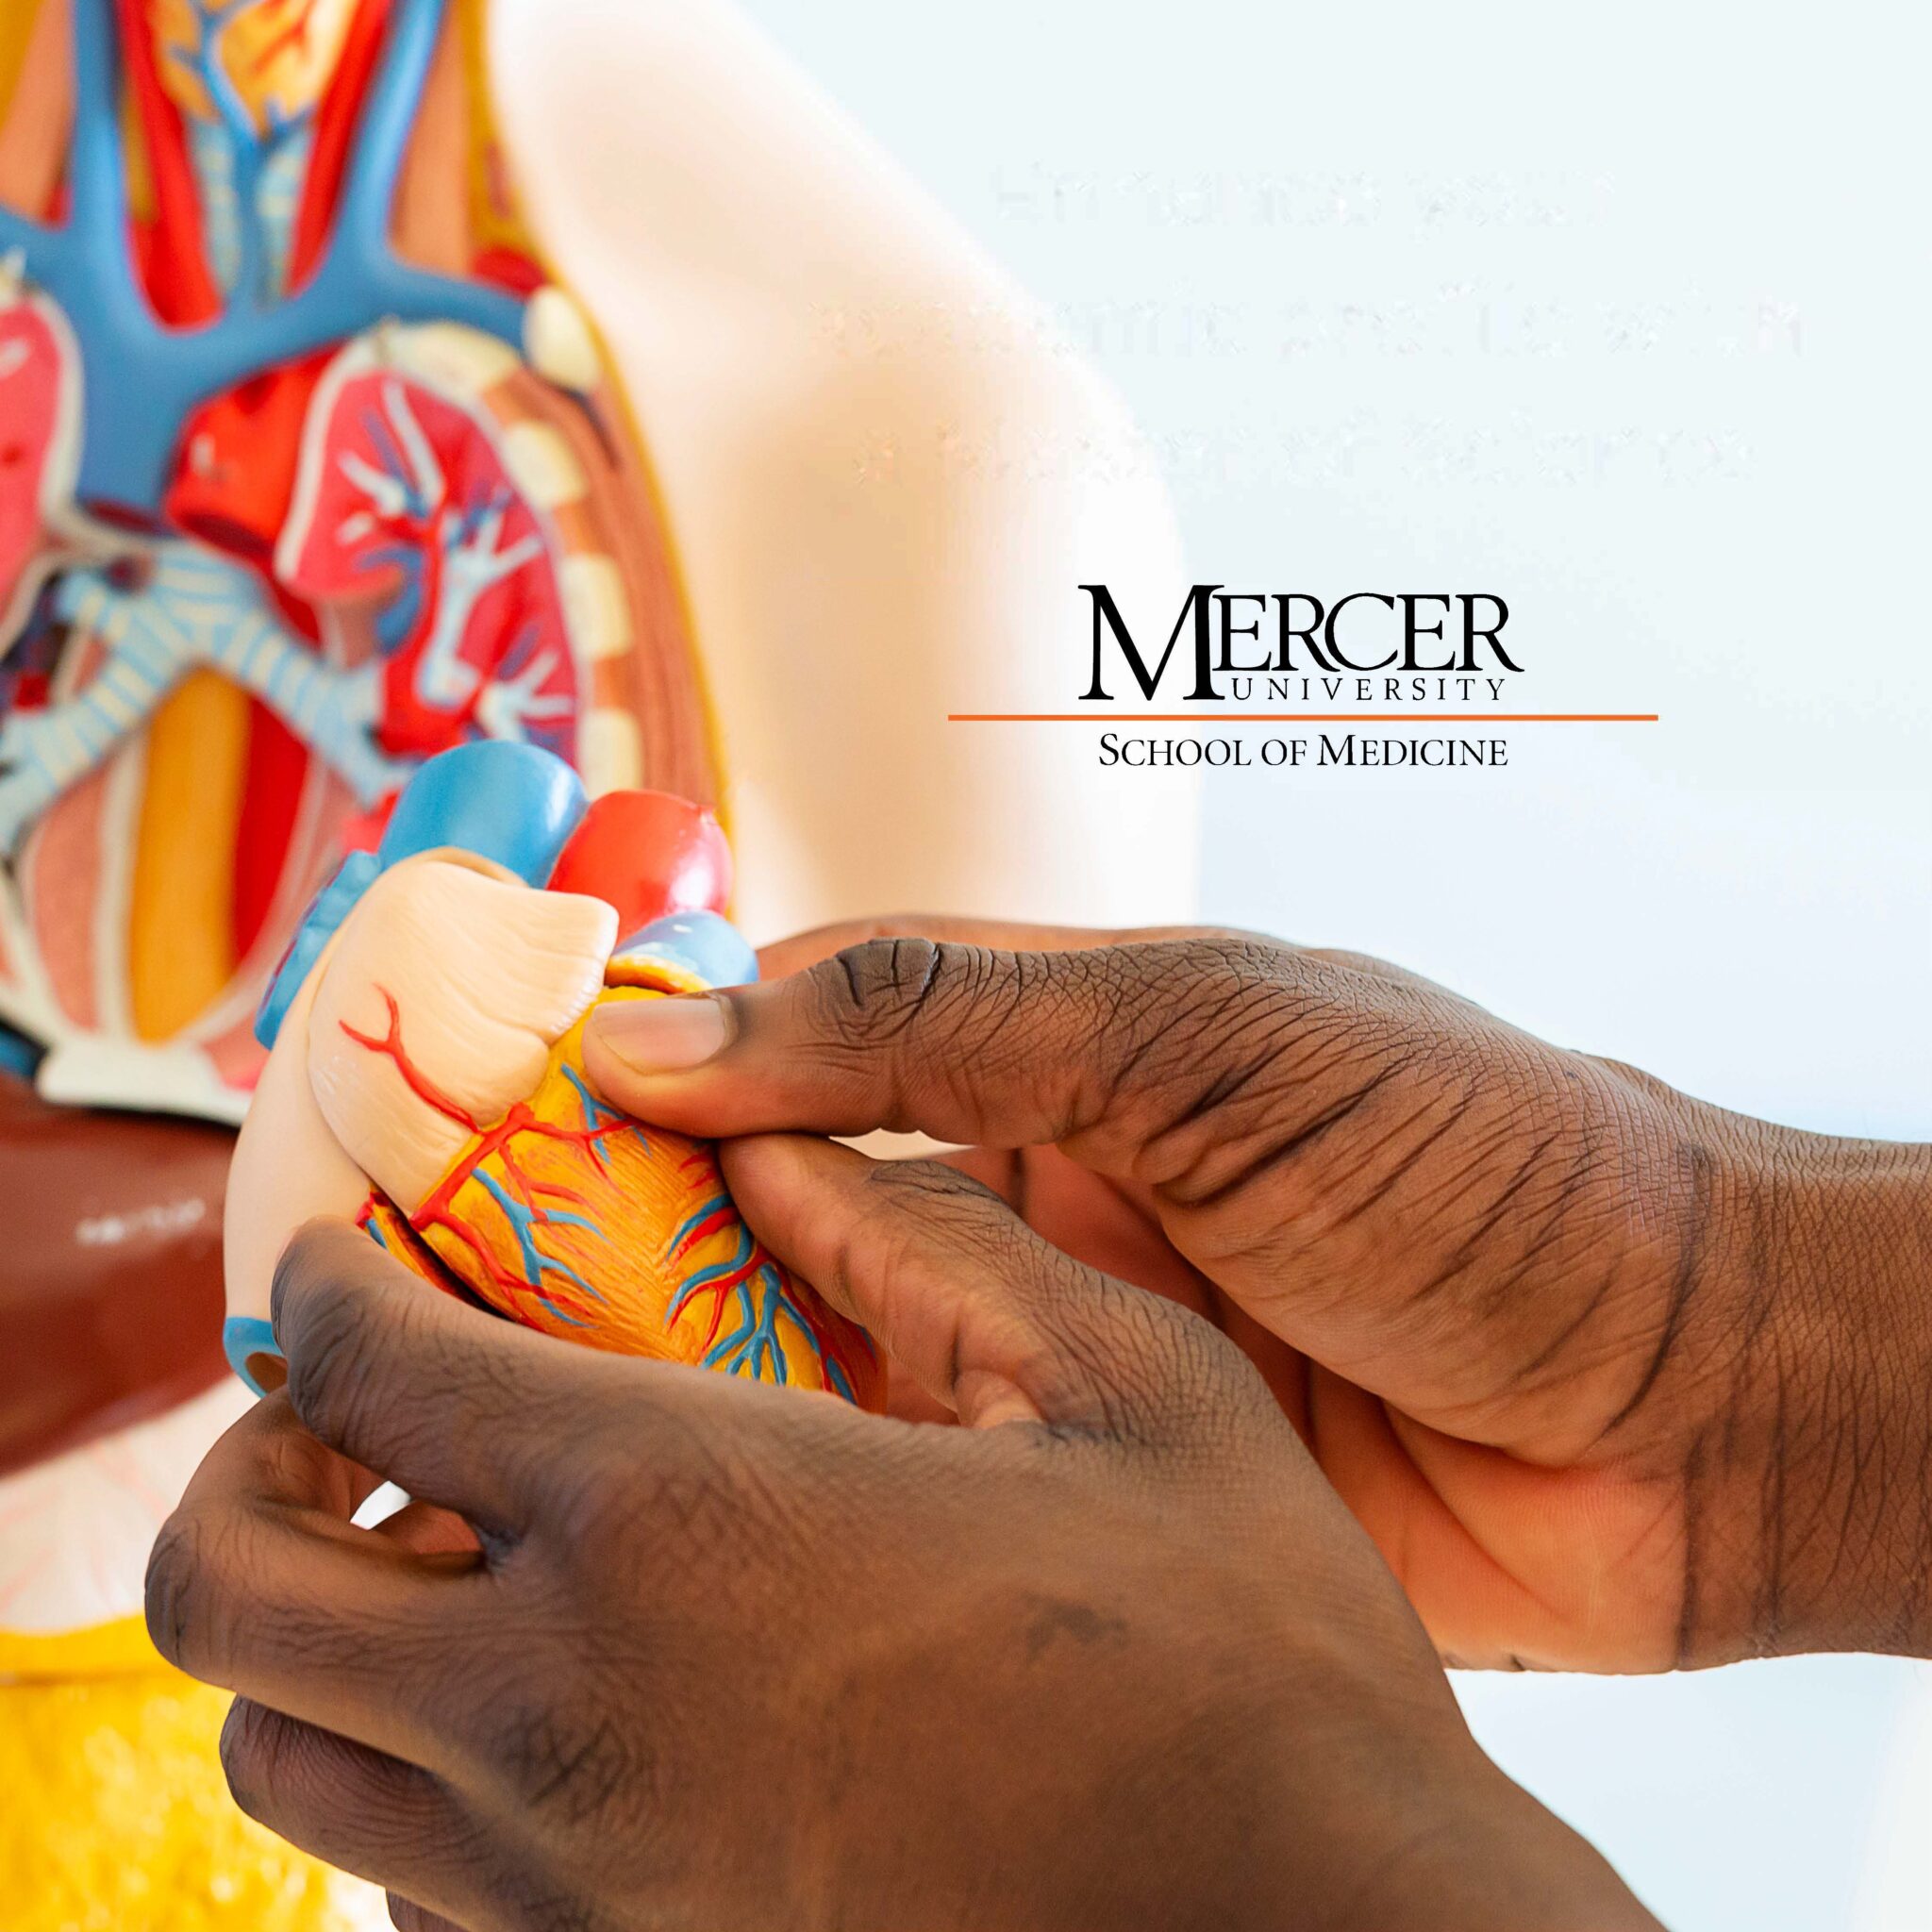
[584, 919, 1932, 1670]
[146, 1195, 1652, 1932]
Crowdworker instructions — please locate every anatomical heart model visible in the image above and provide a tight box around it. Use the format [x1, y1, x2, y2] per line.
[225, 741, 881, 1409]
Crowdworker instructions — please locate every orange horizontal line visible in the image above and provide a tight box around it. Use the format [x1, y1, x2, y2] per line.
[946, 712, 1660, 724]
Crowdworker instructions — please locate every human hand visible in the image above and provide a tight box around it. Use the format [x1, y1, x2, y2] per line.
[584, 918, 1932, 1669]
[146, 1199, 1650, 1932]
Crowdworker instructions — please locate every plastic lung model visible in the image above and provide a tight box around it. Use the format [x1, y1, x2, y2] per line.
[225, 741, 882, 1410]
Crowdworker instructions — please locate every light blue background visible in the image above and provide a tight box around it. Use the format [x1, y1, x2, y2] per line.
[735, 6, 1932, 1926]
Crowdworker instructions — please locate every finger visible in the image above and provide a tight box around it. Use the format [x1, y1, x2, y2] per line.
[220, 1699, 491, 1922]
[973, 1146, 1222, 1319]
[586, 931, 1303, 1161]
[146, 1395, 491, 1769]
[721, 1134, 1261, 1441]
[755, 913, 1223, 981]
[944, 1146, 1309, 1434]
[919, 1144, 1219, 1428]
[273, 1224, 774, 1564]
[270, 1220, 616, 1531]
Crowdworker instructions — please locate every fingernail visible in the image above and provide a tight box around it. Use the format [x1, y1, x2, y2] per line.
[588, 992, 732, 1072]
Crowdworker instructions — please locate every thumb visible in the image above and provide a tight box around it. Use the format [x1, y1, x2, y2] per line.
[583, 933, 1299, 1172]
[719, 1134, 1261, 1441]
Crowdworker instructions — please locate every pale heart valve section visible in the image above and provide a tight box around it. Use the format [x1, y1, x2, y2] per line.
[225, 742, 884, 1411]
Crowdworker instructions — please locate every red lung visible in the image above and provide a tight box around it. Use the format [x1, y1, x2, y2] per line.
[278, 364, 581, 764]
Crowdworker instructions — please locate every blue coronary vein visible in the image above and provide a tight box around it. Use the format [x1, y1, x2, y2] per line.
[474, 1168, 604, 1322]
[706, 1263, 792, 1385]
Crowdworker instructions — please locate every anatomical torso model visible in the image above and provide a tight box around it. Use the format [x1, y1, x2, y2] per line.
[0, 0, 712, 1122]
[0, 1, 1194, 1924]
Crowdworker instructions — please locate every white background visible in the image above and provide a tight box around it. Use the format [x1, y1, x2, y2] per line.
[734, 5, 1932, 1925]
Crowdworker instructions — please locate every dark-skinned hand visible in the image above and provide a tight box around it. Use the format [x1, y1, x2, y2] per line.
[145, 1188, 1652, 1932]
[583, 917, 1932, 1671]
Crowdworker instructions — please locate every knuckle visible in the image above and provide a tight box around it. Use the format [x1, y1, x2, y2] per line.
[1162, 931, 1298, 991]
[1058, 1276, 1175, 1428]
[550, 1410, 750, 1574]
[811, 936, 954, 1042]
[861, 1154, 1003, 1218]
[1090, 938, 1285, 1078]
[143, 1511, 221, 1675]
[143, 1508, 287, 1688]
[855, 1160, 1213, 1431]
[271, 1221, 373, 1333]
[1121, 940, 1485, 1208]
[281, 1289, 376, 1443]
[277, 1265, 413, 1453]
[1158, 1296, 1277, 1427]
[854, 1157, 1024, 1284]
[1086, 1280, 1273, 1446]
[217, 1698, 282, 1823]
[487, 1689, 650, 1829]
[1058, 945, 1278, 1154]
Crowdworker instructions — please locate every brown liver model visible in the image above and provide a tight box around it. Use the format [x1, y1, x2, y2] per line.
[0, 1073, 230, 1477]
